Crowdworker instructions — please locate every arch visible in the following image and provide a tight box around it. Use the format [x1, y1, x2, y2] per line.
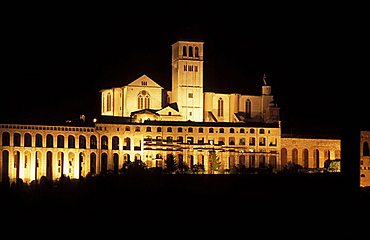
[269, 156, 277, 168]
[35, 151, 42, 181]
[182, 46, 187, 56]
[314, 149, 320, 168]
[24, 151, 31, 181]
[112, 136, 119, 150]
[68, 135, 75, 148]
[189, 155, 194, 168]
[209, 128, 214, 133]
[292, 148, 298, 164]
[239, 155, 246, 166]
[79, 152, 85, 178]
[14, 151, 20, 180]
[35, 134, 43, 147]
[113, 153, 119, 174]
[101, 153, 108, 174]
[324, 150, 331, 160]
[246, 99, 251, 118]
[123, 137, 131, 150]
[189, 46, 193, 57]
[259, 155, 266, 168]
[194, 46, 199, 57]
[14, 133, 21, 147]
[68, 152, 75, 178]
[58, 152, 64, 177]
[138, 90, 150, 109]
[198, 154, 204, 166]
[230, 128, 235, 133]
[249, 155, 256, 168]
[2, 132, 10, 146]
[363, 141, 370, 156]
[134, 154, 141, 161]
[107, 92, 112, 112]
[101, 136, 108, 150]
[229, 156, 235, 168]
[178, 154, 183, 165]
[281, 148, 288, 167]
[123, 153, 130, 162]
[90, 153, 96, 175]
[90, 135, 97, 149]
[303, 149, 309, 168]
[2, 150, 9, 182]
[46, 151, 53, 180]
[79, 135, 86, 149]
[57, 135, 64, 148]
[46, 134, 53, 148]
[218, 98, 224, 117]
[24, 133, 32, 147]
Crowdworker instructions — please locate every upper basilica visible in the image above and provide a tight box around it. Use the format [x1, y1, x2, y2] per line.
[100, 41, 279, 124]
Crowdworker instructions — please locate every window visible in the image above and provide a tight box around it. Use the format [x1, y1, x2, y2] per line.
[184, 65, 187, 71]
[68, 135, 75, 148]
[167, 127, 172, 132]
[79, 135, 86, 149]
[194, 66, 198, 72]
[259, 129, 265, 134]
[363, 141, 370, 156]
[209, 128, 214, 133]
[2, 132, 10, 146]
[36, 134, 43, 147]
[189, 112, 192, 116]
[14, 133, 21, 147]
[195, 47, 199, 57]
[218, 98, 224, 117]
[178, 127, 182, 133]
[188, 93, 193, 98]
[183, 46, 187, 56]
[141, 81, 147, 86]
[138, 90, 150, 109]
[24, 133, 32, 147]
[107, 93, 112, 112]
[188, 127, 193, 133]
[90, 135, 97, 149]
[189, 46, 193, 57]
[199, 128, 203, 133]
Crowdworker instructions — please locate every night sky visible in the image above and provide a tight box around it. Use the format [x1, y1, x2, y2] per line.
[2, 4, 368, 135]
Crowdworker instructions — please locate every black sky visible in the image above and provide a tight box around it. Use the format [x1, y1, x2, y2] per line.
[2, 3, 369, 135]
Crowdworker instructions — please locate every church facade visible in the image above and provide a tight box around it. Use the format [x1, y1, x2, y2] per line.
[0, 40, 341, 183]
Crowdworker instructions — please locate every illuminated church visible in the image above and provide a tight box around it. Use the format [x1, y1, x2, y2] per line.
[0, 40, 341, 184]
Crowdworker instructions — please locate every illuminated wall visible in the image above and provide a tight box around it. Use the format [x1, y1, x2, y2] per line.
[360, 131, 370, 187]
[281, 137, 341, 170]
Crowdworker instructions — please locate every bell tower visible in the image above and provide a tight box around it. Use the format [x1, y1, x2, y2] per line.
[171, 41, 204, 121]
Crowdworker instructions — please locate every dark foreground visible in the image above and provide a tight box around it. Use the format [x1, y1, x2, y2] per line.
[1, 173, 368, 233]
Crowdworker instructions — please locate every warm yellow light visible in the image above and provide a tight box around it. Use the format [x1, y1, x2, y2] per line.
[93, 118, 97, 123]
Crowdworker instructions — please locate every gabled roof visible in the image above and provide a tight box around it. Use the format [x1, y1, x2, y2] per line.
[127, 74, 163, 88]
[130, 109, 159, 116]
[156, 103, 181, 116]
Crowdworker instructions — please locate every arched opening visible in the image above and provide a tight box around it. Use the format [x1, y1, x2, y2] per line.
[79, 152, 85, 178]
[36, 134, 43, 147]
[58, 152, 64, 177]
[14, 133, 21, 147]
[195, 47, 199, 57]
[183, 46, 187, 56]
[68, 152, 75, 178]
[239, 155, 246, 166]
[281, 148, 288, 167]
[269, 156, 277, 168]
[292, 148, 298, 164]
[189, 155, 194, 168]
[112, 136, 119, 150]
[315, 149, 320, 168]
[57, 135, 64, 148]
[24, 151, 31, 182]
[123, 137, 131, 150]
[90, 135, 97, 149]
[90, 153, 96, 175]
[101, 136, 108, 150]
[14, 151, 20, 180]
[46, 151, 53, 180]
[259, 155, 266, 168]
[2, 150, 9, 182]
[134, 154, 141, 161]
[2, 132, 10, 146]
[229, 156, 235, 168]
[189, 46, 193, 57]
[249, 155, 256, 168]
[46, 134, 53, 148]
[303, 149, 309, 168]
[79, 135, 86, 149]
[68, 135, 75, 148]
[113, 153, 119, 174]
[24, 133, 32, 147]
[35, 151, 42, 181]
[101, 153, 108, 174]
